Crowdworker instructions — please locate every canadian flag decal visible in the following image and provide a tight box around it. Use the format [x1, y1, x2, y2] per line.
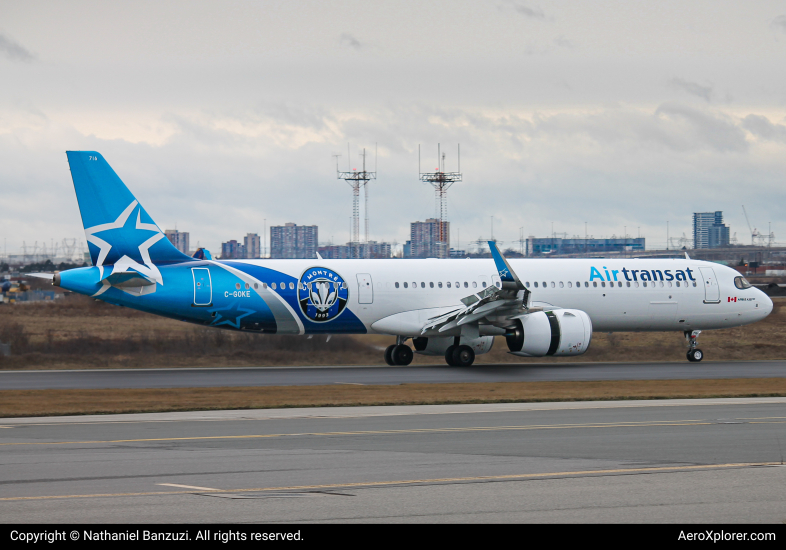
[728, 297, 737, 302]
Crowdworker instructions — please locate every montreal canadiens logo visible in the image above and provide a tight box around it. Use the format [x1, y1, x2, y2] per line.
[298, 267, 349, 322]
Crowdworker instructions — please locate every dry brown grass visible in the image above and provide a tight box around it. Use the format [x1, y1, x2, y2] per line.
[2, 378, 785, 418]
[1, 295, 785, 370]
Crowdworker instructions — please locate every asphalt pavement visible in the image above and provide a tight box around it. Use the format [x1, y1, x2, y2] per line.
[1, 398, 785, 523]
[1, 360, 785, 390]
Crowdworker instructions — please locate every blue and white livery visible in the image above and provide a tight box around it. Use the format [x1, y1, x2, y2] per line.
[38, 151, 773, 366]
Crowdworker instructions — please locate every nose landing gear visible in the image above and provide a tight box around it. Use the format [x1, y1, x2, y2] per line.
[685, 330, 704, 362]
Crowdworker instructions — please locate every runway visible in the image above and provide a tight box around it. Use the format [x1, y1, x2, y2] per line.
[2, 360, 786, 390]
[1, 398, 785, 523]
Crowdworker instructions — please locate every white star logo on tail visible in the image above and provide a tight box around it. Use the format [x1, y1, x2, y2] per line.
[84, 200, 165, 288]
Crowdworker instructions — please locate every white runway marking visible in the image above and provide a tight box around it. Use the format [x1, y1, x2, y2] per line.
[156, 483, 219, 491]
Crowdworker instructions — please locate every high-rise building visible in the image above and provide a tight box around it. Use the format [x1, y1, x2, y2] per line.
[164, 229, 190, 255]
[410, 219, 450, 258]
[244, 233, 261, 258]
[693, 211, 730, 249]
[220, 239, 245, 259]
[270, 223, 318, 259]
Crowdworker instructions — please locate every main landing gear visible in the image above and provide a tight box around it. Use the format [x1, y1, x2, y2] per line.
[685, 330, 704, 362]
[445, 338, 476, 367]
[384, 337, 413, 366]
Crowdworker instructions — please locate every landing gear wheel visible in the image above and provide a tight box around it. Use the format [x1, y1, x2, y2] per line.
[452, 345, 475, 367]
[687, 349, 704, 362]
[392, 344, 413, 366]
[384, 345, 396, 366]
[444, 345, 457, 366]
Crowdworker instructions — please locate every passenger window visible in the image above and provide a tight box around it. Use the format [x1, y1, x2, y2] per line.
[635, 282, 639, 287]
[421, 282, 426, 288]
[455, 282, 459, 288]
[643, 282, 647, 287]
[395, 282, 400, 288]
[601, 282, 606, 288]
[254, 283, 258, 289]
[551, 282, 555, 288]
[568, 282, 572, 288]
[534, 282, 539, 288]
[542, 282, 546, 287]
[464, 282, 468, 288]
[472, 282, 477, 288]
[446, 282, 450, 288]
[584, 282, 589, 287]
[559, 282, 564, 288]
[289, 282, 294, 289]
[576, 282, 580, 287]
[271, 283, 277, 290]
[412, 282, 416, 288]
[618, 281, 622, 287]
[262, 282, 267, 289]
[481, 282, 487, 287]
[430, 282, 434, 288]
[693, 282, 697, 287]
[235, 283, 241, 289]
[626, 282, 630, 287]
[525, 282, 530, 288]
[675, 281, 680, 287]
[281, 282, 285, 289]
[245, 283, 250, 289]
[593, 282, 597, 287]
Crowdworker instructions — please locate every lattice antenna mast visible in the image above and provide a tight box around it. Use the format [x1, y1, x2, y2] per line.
[419, 143, 462, 258]
[337, 145, 376, 258]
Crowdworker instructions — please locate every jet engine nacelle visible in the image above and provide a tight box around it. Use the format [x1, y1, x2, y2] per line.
[413, 335, 495, 356]
[506, 309, 592, 357]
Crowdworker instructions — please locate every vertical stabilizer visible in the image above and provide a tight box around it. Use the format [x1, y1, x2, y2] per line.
[66, 151, 191, 280]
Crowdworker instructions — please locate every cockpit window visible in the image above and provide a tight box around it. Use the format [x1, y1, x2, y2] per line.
[734, 276, 752, 290]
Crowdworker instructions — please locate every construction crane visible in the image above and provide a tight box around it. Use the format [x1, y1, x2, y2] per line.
[742, 205, 763, 246]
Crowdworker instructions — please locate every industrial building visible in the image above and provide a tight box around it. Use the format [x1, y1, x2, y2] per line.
[693, 211, 730, 249]
[318, 241, 391, 259]
[270, 223, 318, 259]
[526, 236, 645, 256]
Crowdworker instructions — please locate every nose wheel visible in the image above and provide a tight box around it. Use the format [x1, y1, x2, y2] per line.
[684, 330, 704, 362]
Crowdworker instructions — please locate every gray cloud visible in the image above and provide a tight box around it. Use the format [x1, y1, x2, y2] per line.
[742, 114, 786, 142]
[772, 15, 786, 33]
[669, 78, 713, 102]
[512, 3, 545, 19]
[654, 103, 748, 153]
[0, 33, 36, 62]
[340, 33, 362, 50]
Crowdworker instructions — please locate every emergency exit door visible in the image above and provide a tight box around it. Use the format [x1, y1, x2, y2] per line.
[356, 273, 373, 304]
[192, 268, 212, 306]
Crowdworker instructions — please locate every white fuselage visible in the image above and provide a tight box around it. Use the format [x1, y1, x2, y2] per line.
[228, 257, 773, 334]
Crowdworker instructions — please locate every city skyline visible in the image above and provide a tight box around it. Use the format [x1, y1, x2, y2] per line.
[2, 2, 785, 256]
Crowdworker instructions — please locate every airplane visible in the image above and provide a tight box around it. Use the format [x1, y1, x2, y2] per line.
[32, 151, 774, 366]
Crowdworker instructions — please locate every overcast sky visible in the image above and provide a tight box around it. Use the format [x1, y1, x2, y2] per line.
[2, 0, 786, 256]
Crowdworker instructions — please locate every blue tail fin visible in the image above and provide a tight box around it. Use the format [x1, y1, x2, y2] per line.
[66, 151, 192, 277]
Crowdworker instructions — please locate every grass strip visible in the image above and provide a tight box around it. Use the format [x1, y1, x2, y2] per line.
[2, 378, 786, 418]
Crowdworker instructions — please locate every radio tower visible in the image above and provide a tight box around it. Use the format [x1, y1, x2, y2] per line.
[337, 145, 376, 258]
[419, 144, 462, 258]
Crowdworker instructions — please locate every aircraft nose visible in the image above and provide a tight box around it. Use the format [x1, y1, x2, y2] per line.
[758, 289, 773, 317]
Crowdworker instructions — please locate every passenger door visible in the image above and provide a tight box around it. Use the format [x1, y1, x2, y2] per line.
[357, 273, 373, 304]
[192, 267, 212, 306]
[699, 267, 720, 303]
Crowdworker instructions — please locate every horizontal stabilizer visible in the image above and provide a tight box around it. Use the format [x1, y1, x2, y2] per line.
[26, 273, 55, 280]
